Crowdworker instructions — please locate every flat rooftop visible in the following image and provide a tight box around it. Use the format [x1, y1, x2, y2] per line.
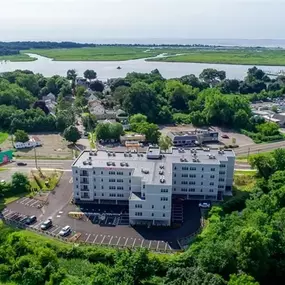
[72, 148, 235, 186]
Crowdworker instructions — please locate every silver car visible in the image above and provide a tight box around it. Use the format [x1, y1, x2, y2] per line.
[59, 225, 71, 237]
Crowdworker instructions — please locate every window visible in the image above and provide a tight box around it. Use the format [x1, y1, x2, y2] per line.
[109, 186, 116, 190]
[109, 179, 115, 182]
[143, 185, 145, 189]
[209, 189, 214, 193]
[129, 187, 131, 190]
[201, 175, 203, 178]
[210, 182, 214, 186]
[117, 179, 123, 183]
[109, 193, 116, 197]
[174, 166, 177, 170]
[190, 167, 196, 171]
[189, 181, 196, 185]
[220, 164, 226, 168]
[218, 185, 224, 189]
[174, 188, 176, 191]
[201, 182, 203, 185]
[182, 167, 189, 171]
[102, 193, 104, 196]
[161, 197, 168, 201]
[219, 171, 226, 175]
[163, 213, 165, 217]
[76, 177, 78, 181]
[219, 178, 225, 182]
[93, 171, 96, 174]
[117, 186, 124, 190]
[210, 175, 215, 179]
[129, 180, 131, 183]
[135, 204, 142, 208]
[174, 180, 176, 185]
[117, 171, 123, 175]
[94, 186, 96, 189]
[109, 171, 115, 175]
[101, 179, 103, 182]
[75, 170, 78, 174]
[161, 189, 168, 193]
[211, 168, 216, 171]
[181, 188, 188, 192]
[202, 168, 204, 171]
[181, 174, 188, 178]
[152, 213, 154, 217]
[94, 178, 96, 182]
[117, 194, 124, 197]
[189, 174, 196, 178]
[129, 172, 131, 176]
[76, 185, 78, 188]
[174, 173, 176, 177]
[200, 189, 203, 192]
[135, 212, 143, 216]
[163, 205, 165, 209]
[181, 181, 188, 185]
[101, 186, 104, 189]
[101, 171, 103, 175]
[189, 188, 195, 192]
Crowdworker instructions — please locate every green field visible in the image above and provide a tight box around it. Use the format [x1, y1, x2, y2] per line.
[0, 132, 8, 144]
[22, 47, 164, 61]
[148, 49, 285, 66]
[0, 54, 36, 62]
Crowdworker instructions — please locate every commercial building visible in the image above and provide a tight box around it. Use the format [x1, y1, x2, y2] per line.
[72, 147, 235, 226]
[167, 129, 219, 147]
[14, 136, 42, 149]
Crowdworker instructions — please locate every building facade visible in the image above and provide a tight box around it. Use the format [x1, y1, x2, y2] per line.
[72, 147, 235, 226]
[14, 137, 42, 149]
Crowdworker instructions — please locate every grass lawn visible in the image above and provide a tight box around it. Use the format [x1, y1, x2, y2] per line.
[148, 48, 285, 66]
[234, 170, 257, 191]
[0, 132, 9, 144]
[29, 170, 63, 191]
[0, 54, 36, 62]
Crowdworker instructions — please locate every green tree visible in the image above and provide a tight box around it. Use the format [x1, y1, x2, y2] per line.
[130, 113, 148, 131]
[63, 125, 81, 144]
[273, 148, 285, 171]
[95, 122, 123, 141]
[14, 129, 29, 142]
[136, 122, 160, 143]
[89, 80, 104, 92]
[256, 122, 279, 136]
[159, 135, 173, 152]
[228, 274, 259, 285]
[83, 69, 97, 82]
[16, 74, 40, 97]
[199, 69, 226, 86]
[66, 69, 77, 89]
[249, 154, 276, 179]
[82, 114, 97, 132]
[11, 172, 30, 194]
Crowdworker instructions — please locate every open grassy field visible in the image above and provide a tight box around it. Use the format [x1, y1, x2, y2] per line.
[22, 47, 164, 61]
[148, 49, 285, 66]
[0, 54, 36, 62]
[0, 132, 8, 144]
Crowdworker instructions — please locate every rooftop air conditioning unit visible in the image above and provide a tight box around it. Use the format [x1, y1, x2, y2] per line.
[83, 161, 87, 165]
[125, 163, 129, 167]
[107, 152, 111, 156]
[113, 152, 116, 156]
[193, 158, 197, 162]
[160, 177, 166, 183]
[88, 161, 92, 165]
[124, 153, 127, 157]
[107, 162, 112, 166]
[159, 170, 164, 175]
[129, 153, 132, 157]
[112, 162, 116, 166]
[120, 162, 125, 167]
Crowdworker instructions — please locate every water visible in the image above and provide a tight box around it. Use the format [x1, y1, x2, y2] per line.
[0, 53, 284, 80]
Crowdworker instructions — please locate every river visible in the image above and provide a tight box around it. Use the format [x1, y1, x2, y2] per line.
[0, 53, 284, 80]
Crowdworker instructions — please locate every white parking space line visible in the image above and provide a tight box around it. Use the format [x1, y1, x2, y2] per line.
[51, 226, 60, 234]
[30, 200, 39, 207]
[4, 211, 15, 218]
[101, 235, 106, 244]
[20, 198, 29, 204]
[132, 238, 136, 248]
[124, 237, 129, 246]
[157, 241, 160, 250]
[140, 239, 144, 247]
[69, 178, 73, 183]
[148, 241, 152, 249]
[85, 234, 91, 242]
[2, 209, 9, 214]
[109, 236, 113, 245]
[116, 237, 121, 245]
[33, 221, 42, 228]
[164, 243, 168, 251]
[167, 243, 172, 250]
[25, 199, 35, 206]
[93, 234, 99, 244]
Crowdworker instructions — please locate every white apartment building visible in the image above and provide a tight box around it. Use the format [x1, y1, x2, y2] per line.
[71, 147, 235, 226]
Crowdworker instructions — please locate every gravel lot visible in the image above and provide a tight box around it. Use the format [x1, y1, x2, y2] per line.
[1, 133, 73, 159]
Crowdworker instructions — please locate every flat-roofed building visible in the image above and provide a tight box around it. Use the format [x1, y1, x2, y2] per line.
[72, 147, 235, 226]
[167, 129, 219, 147]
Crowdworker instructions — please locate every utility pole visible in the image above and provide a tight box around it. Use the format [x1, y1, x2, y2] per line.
[34, 147, 38, 169]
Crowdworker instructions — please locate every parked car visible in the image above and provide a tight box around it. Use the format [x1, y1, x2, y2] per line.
[40, 219, 52, 230]
[221, 134, 229, 139]
[59, 225, 71, 237]
[199, 202, 211, 209]
[25, 215, 37, 225]
[17, 162, 27, 166]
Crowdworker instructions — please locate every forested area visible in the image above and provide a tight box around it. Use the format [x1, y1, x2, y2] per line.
[2, 150, 285, 284]
[0, 70, 74, 133]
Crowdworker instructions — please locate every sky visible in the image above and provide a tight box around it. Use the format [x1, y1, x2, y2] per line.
[0, 0, 284, 42]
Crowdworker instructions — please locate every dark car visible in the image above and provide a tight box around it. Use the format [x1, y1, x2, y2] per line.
[40, 219, 52, 230]
[25, 215, 37, 225]
[17, 162, 27, 166]
[221, 134, 229, 139]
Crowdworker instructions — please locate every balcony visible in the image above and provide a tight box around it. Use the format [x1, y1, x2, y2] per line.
[80, 171, 89, 177]
[80, 178, 89, 184]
